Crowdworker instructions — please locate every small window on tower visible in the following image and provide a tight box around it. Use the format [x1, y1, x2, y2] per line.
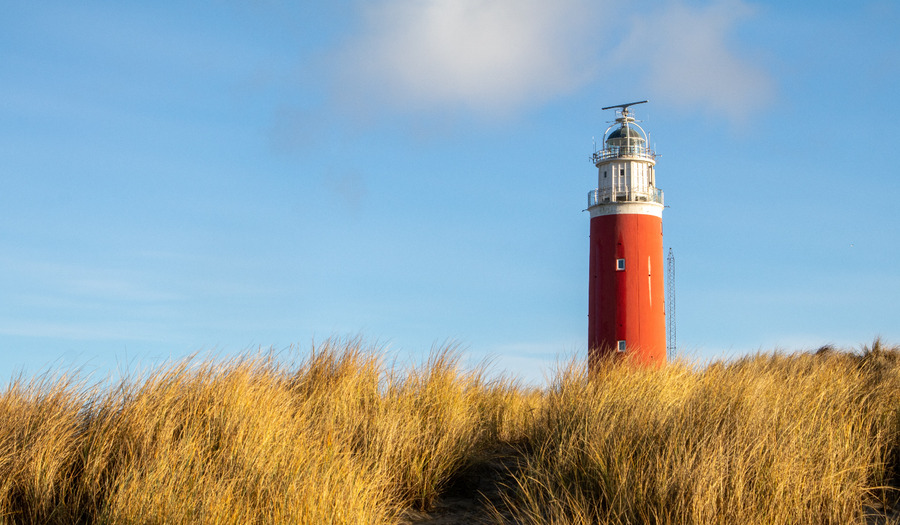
[603, 171, 607, 178]
[616, 258, 625, 271]
[617, 340, 626, 353]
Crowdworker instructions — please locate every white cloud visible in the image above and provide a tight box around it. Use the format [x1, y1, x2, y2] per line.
[336, 0, 596, 115]
[332, 0, 774, 123]
[609, 0, 774, 121]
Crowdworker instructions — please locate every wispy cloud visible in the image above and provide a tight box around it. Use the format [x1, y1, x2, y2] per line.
[334, 0, 595, 115]
[0, 320, 161, 342]
[609, 0, 774, 122]
[473, 340, 581, 386]
[2, 256, 182, 305]
[331, 0, 774, 123]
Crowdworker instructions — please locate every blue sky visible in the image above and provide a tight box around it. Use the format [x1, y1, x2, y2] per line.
[2, 0, 898, 385]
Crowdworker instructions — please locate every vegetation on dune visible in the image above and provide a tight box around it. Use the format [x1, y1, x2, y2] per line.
[505, 341, 900, 524]
[0, 339, 898, 524]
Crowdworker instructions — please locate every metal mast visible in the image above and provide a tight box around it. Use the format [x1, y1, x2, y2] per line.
[666, 248, 676, 360]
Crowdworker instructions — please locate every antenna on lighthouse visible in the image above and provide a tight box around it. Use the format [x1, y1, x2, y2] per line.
[601, 100, 649, 118]
[666, 248, 676, 361]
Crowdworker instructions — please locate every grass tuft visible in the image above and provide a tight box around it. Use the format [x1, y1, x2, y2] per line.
[0, 339, 898, 524]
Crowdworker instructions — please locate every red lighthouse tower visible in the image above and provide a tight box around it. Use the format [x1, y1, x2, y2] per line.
[587, 101, 665, 370]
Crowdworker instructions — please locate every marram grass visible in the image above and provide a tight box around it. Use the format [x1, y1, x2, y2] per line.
[0, 339, 898, 524]
[500, 341, 900, 525]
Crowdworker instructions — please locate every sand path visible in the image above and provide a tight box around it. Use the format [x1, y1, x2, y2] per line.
[400, 446, 524, 525]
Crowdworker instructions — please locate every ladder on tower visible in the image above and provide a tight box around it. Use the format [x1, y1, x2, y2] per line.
[666, 248, 676, 361]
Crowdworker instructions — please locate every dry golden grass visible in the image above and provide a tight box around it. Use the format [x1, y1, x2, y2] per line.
[502, 340, 900, 524]
[0, 339, 898, 524]
[0, 341, 533, 524]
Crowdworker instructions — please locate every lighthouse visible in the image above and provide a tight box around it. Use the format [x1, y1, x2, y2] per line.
[587, 101, 666, 370]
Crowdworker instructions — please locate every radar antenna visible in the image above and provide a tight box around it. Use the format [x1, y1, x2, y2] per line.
[601, 100, 649, 118]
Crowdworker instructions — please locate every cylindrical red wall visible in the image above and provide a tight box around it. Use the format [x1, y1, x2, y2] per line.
[588, 212, 665, 370]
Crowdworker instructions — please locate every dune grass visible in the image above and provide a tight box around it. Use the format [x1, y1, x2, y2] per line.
[0, 339, 898, 524]
[503, 342, 900, 524]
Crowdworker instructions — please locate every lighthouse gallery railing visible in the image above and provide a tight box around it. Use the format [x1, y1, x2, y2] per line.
[587, 188, 664, 208]
[591, 145, 656, 164]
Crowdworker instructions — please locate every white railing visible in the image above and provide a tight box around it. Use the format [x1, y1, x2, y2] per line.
[591, 146, 656, 164]
[588, 188, 664, 207]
